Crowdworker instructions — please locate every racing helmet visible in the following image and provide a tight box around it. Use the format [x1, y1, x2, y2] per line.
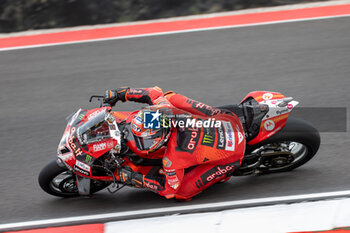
[131, 106, 170, 152]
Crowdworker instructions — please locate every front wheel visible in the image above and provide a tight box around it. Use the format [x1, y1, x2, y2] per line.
[38, 160, 110, 197]
[245, 117, 320, 174]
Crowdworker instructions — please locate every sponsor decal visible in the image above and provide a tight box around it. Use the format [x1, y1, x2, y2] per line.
[144, 180, 160, 191]
[262, 93, 273, 100]
[78, 113, 86, 120]
[85, 155, 93, 164]
[175, 126, 201, 154]
[223, 121, 235, 151]
[236, 125, 244, 144]
[201, 127, 216, 147]
[68, 127, 83, 157]
[191, 100, 221, 116]
[264, 120, 275, 131]
[131, 123, 141, 132]
[188, 127, 199, 151]
[129, 88, 145, 95]
[202, 135, 214, 145]
[93, 142, 107, 152]
[271, 100, 277, 104]
[162, 157, 172, 168]
[88, 109, 103, 120]
[92, 141, 114, 152]
[164, 168, 175, 173]
[216, 125, 226, 150]
[76, 160, 91, 172]
[238, 132, 244, 144]
[287, 104, 294, 110]
[143, 110, 161, 129]
[167, 176, 180, 190]
[73, 165, 90, 176]
[166, 171, 176, 176]
[200, 163, 237, 185]
[134, 116, 143, 125]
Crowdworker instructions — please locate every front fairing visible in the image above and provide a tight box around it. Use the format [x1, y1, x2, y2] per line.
[56, 107, 120, 175]
[57, 108, 87, 164]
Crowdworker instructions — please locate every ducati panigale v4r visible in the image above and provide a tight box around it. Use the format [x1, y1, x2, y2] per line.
[39, 91, 320, 198]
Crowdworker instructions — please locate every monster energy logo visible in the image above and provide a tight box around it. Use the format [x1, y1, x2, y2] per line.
[201, 129, 215, 147]
[203, 135, 214, 144]
[85, 155, 93, 164]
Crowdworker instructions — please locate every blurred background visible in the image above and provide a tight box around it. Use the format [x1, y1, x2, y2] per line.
[0, 0, 328, 33]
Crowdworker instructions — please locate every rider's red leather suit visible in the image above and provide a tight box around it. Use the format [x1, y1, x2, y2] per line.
[124, 86, 245, 199]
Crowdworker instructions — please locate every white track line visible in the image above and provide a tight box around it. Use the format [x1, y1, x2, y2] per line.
[1, 14, 350, 52]
[1, 190, 350, 230]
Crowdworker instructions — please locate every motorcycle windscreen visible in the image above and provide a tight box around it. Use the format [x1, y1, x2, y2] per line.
[78, 110, 111, 145]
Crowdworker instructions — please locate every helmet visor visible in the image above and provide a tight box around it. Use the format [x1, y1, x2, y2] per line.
[133, 130, 163, 151]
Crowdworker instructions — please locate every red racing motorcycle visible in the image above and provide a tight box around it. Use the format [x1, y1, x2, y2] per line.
[39, 91, 320, 197]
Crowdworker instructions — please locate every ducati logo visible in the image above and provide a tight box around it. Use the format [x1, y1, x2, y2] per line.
[236, 125, 244, 144]
[238, 132, 244, 144]
[264, 120, 275, 131]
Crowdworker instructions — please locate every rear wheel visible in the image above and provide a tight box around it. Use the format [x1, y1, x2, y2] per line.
[245, 117, 320, 174]
[38, 160, 110, 197]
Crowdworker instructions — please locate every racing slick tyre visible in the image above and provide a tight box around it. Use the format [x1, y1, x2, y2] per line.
[38, 160, 110, 197]
[245, 117, 320, 174]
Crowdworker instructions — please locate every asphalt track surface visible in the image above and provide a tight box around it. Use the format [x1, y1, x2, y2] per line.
[0, 17, 349, 224]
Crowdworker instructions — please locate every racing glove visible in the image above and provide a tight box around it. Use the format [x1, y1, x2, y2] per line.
[118, 167, 144, 188]
[118, 167, 165, 191]
[104, 87, 129, 106]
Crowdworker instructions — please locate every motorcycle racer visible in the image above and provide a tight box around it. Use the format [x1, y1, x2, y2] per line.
[104, 86, 245, 200]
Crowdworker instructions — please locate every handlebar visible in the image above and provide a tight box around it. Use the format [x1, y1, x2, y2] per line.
[89, 95, 111, 107]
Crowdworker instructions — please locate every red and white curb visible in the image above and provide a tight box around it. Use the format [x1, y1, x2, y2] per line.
[3, 196, 350, 233]
[105, 198, 350, 233]
[2, 190, 350, 233]
[0, 0, 350, 51]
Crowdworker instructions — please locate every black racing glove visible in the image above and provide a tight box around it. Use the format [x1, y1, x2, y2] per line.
[118, 167, 144, 188]
[104, 87, 129, 106]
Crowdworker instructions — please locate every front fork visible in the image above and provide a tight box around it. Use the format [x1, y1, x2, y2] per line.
[57, 158, 92, 195]
[76, 175, 91, 195]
